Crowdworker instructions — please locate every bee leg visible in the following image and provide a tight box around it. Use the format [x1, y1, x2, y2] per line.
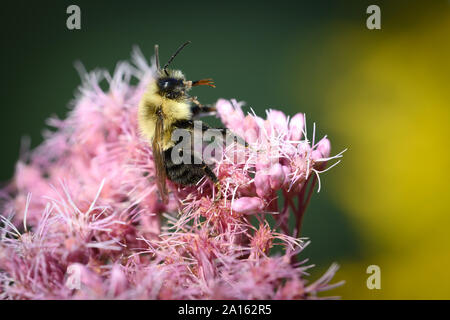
[214, 181, 222, 202]
[201, 164, 221, 201]
[190, 101, 217, 118]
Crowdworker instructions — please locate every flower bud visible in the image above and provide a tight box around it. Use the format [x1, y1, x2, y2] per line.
[311, 138, 331, 160]
[243, 115, 258, 132]
[267, 110, 288, 133]
[232, 197, 265, 215]
[317, 137, 331, 158]
[311, 149, 322, 161]
[297, 141, 311, 156]
[281, 165, 291, 188]
[216, 99, 245, 130]
[254, 171, 272, 198]
[269, 163, 285, 190]
[244, 115, 259, 144]
[255, 155, 272, 171]
[289, 113, 305, 141]
[215, 98, 233, 115]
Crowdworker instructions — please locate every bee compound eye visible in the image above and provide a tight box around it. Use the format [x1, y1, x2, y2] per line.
[158, 79, 173, 90]
[163, 81, 169, 88]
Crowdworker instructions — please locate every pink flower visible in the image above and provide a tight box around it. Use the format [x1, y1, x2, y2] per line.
[0, 47, 345, 300]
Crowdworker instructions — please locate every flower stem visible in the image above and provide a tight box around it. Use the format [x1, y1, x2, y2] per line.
[296, 175, 318, 237]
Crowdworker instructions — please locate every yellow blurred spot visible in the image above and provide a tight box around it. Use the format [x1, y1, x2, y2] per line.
[311, 13, 450, 299]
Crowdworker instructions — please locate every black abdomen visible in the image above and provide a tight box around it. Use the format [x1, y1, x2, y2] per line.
[164, 148, 218, 186]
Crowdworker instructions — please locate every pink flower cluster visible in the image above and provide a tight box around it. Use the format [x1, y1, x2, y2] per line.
[0, 48, 344, 299]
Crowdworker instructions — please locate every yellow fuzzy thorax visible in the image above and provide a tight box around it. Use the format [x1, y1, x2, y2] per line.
[138, 79, 192, 149]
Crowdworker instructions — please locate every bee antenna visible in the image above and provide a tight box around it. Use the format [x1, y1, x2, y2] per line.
[155, 44, 160, 70]
[163, 41, 191, 73]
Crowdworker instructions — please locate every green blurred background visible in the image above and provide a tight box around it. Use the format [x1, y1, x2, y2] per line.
[1, 0, 449, 299]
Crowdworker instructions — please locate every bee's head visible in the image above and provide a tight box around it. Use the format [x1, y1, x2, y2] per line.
[154, 42, 215, 100]
[157, 70, 188, 100]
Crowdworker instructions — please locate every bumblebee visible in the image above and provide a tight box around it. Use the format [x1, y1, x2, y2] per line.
[138, 41, 226, 203]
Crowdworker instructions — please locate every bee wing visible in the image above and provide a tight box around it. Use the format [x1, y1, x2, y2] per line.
[152, 111, 169, 204]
